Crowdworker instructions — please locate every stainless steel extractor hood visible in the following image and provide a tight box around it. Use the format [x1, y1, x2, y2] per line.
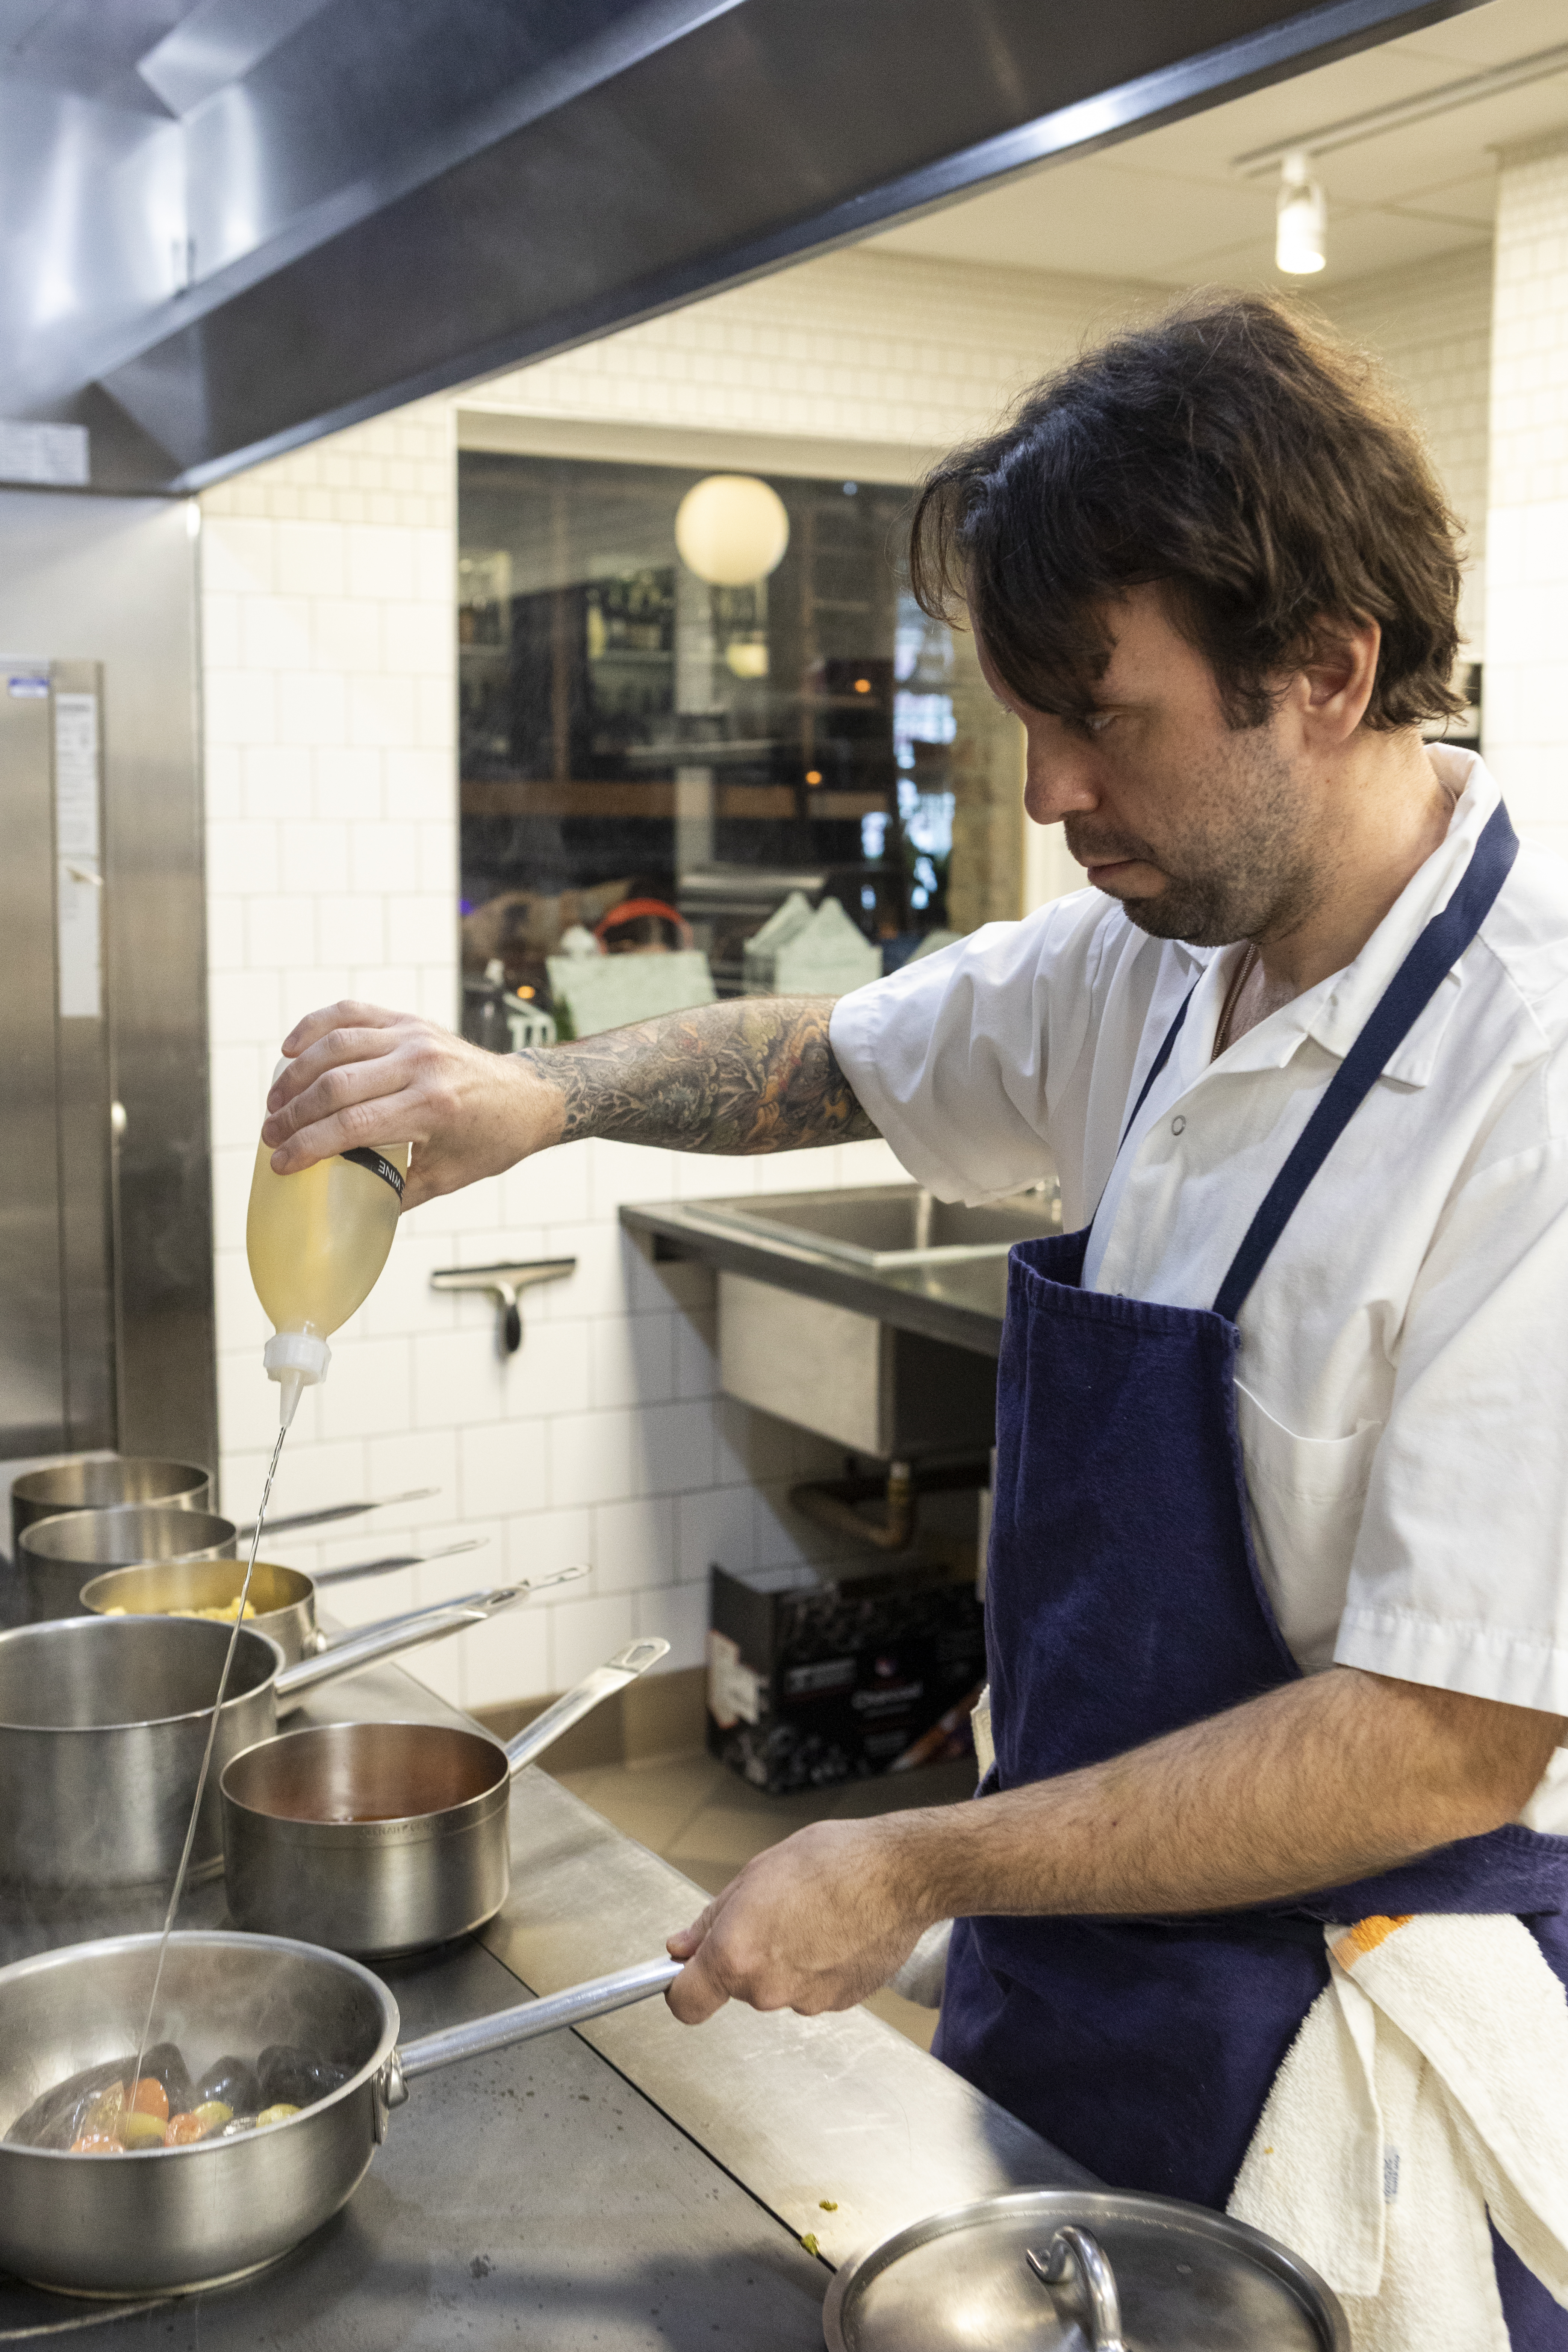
[0, 0, 1488, 494]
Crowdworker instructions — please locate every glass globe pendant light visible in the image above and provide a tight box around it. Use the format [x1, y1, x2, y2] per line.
[674, 474, 790, 586]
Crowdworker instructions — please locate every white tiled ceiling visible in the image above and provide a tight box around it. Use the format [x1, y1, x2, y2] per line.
[866, 0, 1568, 289]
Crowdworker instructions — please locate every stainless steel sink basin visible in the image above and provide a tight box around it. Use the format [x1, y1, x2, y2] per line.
[693, 1181, 1060, 1267]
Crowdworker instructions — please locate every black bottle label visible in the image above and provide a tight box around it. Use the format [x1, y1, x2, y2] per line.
[341, 1147, 405, 1198]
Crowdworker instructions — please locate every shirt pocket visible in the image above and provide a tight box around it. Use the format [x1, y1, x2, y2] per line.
[1234, 1381, 1385, 1672]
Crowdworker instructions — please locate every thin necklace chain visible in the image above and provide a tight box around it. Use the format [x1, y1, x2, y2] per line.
[1213, 941, 1261, 1059]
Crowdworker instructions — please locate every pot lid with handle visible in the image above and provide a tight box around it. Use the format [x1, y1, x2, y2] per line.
[822, 2189, 1350, 2351]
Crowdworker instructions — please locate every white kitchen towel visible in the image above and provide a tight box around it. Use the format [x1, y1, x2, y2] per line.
[888, 1918, 953, 2008]
[972, 1684, 994, 1780]
[1228, 1912, 1568, 2350]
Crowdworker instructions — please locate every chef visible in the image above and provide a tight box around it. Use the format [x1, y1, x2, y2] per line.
[263, 296, 1568, 2339]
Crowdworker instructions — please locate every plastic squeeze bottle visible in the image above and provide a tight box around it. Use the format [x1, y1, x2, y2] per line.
[246, 1059, 410, 1428]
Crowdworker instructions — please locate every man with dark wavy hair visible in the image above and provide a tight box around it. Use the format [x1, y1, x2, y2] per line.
[265, 297, 1568, 2338]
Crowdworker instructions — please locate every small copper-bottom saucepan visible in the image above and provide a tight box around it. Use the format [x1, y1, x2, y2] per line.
[222, 1639, 668, 1956]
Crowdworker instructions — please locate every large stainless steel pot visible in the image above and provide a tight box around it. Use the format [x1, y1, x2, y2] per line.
[77, 1544, 488, 1671]
[222, 1637, 669, 1954]
[10, 1458, 210, 1554]
[17, 1504, 236, 1624]
[0, 1929, 680, 2296]
[0, 1580, 578, 1889]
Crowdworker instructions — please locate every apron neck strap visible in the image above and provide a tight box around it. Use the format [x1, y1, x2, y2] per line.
[1212, 797, 1519, 1324]
[1088, 983, 1198, 1246]
[1118, 984, 1196, 1151]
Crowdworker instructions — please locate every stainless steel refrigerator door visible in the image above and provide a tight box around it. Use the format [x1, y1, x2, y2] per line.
[0, 664, 67, 1454]
[0, 492, 213, 1479]
[0, 660, 115, 1459]
[51, 660, 116, 1454]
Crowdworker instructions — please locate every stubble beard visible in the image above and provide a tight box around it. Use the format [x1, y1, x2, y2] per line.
[1066, 723, 1324, 949]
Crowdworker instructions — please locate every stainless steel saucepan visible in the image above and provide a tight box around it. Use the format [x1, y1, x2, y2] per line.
[0, 1929, 682, 2297]
[16, 1504, 236, 1624]
[14, 1491, 458, 1623]
[221, 1637, 670, 1955]
[78, 1541, 489, 1670]
[0, 1570, 586, 1890]
[10, 1458, 210, 1554]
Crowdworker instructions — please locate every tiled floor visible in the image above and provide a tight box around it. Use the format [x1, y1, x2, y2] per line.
[551, 1747, 980, 2051]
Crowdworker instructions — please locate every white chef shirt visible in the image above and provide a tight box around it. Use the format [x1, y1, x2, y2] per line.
[831, 749, 1568, 1828]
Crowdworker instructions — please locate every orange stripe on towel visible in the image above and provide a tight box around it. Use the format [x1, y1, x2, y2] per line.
[1332, 1915, 1414, 1969]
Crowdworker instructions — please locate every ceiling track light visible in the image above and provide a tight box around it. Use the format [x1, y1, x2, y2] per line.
[1276, 149, 1327, 276]
[1235, 38, 1568, 177]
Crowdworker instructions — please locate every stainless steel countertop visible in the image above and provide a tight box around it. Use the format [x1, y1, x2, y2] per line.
[621, 1200, 1009, 1358]
[0, 1650, 1089, 2344]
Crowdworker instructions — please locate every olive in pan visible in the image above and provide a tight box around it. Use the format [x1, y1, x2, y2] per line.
[140, 2041, 197, 2120]
[256, 2045, 350, 2107]
[195, 2055, 262, 2115]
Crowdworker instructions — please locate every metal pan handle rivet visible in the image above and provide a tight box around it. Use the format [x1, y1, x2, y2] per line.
[1028, 2227, 1127, 2352]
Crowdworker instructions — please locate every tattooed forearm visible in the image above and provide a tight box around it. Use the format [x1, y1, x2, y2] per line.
[517, 996, 879, 1155]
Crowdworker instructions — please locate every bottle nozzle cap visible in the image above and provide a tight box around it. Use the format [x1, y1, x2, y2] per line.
[263, 1331, 331, 1428]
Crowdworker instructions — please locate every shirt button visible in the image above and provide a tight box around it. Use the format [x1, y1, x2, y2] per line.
[1171, 1115, 1187, 1135]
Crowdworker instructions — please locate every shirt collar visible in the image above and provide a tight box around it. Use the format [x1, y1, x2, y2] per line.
[1173, 748, 1499, 1093]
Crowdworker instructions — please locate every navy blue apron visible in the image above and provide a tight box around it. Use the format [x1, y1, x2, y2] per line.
[934, 802, 1568, 2344]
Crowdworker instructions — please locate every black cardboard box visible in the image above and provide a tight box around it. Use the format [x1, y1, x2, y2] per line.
[706, 1557, 985, 1794]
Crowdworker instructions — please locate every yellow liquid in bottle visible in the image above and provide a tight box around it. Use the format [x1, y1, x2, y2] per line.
[246, 1143, 409, 1339]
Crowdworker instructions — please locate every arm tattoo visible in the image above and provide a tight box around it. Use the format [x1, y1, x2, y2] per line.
[518, 995, 879, 1154]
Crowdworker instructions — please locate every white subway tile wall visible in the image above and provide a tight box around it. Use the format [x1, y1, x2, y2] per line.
[467, 247, 1158, 454]
[1484, 136, 1568, 864]
[1316, 246, 1494, 659]
[200, 400, 909, 1712]
[202, 239, 1516, 1710]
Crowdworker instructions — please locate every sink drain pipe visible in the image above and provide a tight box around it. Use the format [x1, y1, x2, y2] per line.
[788, 1460, 916, 1552]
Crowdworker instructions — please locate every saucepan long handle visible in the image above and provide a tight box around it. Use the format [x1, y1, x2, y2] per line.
[503, 1638, 670, 1775]
[236, 1487, 439, 1540]
[275, 1565, 588, 1698]
[392, 1958, 682, 2090]
[315, 1582, 541, 1654]
[313, 1537, 486, 1589]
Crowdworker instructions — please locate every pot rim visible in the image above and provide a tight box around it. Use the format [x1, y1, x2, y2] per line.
[220, 1716, 512, 1843]
[0, 1617, 285, 1736]
[11, 1459, 210, 1504]
[0, 1927, 400, 2163]
[17, 1504, 238, 1563]
[79, 1559, 318, 1632]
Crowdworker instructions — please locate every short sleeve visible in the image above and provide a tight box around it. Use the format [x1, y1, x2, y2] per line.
[1336, 1108, 1568, 1715]
[828, 889, 1145, 1205]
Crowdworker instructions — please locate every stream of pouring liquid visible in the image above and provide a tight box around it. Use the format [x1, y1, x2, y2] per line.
[127, 1421, 288, 2111]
